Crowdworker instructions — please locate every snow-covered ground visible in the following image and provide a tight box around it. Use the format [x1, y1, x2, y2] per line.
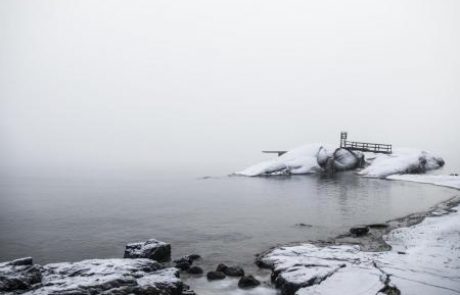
[256, 172, 460, 295]
[258, 201, 460, 295]
[237, 144, 445, 178]
[387, 174, 460, 190]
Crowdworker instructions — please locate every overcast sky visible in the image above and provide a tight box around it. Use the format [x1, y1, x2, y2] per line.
[1, 0, 459, 174]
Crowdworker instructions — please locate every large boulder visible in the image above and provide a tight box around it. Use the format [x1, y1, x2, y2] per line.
[0, 257, 42, 293]
[332, 148, 363, 171]
[124, 239, 171, 262]
[25, 258, 183, 295]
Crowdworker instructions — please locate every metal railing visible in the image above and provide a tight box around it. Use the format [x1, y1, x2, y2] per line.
[341, 141, 392, 154]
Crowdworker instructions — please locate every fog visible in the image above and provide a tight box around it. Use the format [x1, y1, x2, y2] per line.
[1, 0, 459, 175]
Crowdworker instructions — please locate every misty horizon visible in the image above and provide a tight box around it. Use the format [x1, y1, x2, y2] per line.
[1, 0, 459, 174]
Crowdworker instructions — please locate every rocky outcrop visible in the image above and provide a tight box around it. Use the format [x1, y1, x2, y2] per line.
[0, 257, 42, 292]
[256, 199, 460, 295]
[332, 148, 364, 171]
[256, 244, 394, 295]
[1, 258, 186, 295]
[318, 148, 365, 175]
[359, 149, 445, 178]
[124, 239, 171, 262]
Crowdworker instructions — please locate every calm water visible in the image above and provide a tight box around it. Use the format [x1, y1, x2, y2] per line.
[0, 170, 456, 272]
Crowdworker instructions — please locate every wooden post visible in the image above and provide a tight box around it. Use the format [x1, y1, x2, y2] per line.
[340, 131, 347, 148]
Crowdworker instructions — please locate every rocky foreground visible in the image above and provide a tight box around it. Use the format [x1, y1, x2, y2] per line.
[0, 239, 193, 295]
[256, 197, 460, 295]
[0, 237, 263, 295]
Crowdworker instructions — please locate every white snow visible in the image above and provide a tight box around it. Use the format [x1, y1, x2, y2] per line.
[259, 203, 460, 295]
[236, 144, 330, 176]
[21, 258, 181, 295]
[387, 174, 460, 190]
[358, 148, 444, 178]
[237, 145, 444, 178]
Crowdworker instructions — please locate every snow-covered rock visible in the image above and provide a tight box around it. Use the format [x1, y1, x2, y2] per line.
[359, 148, 444, 178]
[1, 258, 186, 295]
[0, 257, 42, 292]
[256, 202, 460, 295]
[124, 239, 171, 262]
[331, 148, 364, 171]
[237, 144, 445, 178]
[237, 144, 327, 176]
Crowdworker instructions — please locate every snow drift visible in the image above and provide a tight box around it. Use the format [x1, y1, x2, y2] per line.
[358, 148, 445, 178]
[237, 144, 329, 177]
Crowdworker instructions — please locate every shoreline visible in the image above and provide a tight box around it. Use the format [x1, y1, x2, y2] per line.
[255, 176, 460, 295]
[1, 174, 459, 295]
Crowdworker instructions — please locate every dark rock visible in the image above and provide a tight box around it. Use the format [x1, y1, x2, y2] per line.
[187, 266, 203, 275]
[174, 256, 195, 271]
[379, 285, 401, 295]
[216, 263, 228, 272]
[223, 266, 244, 277]
[188, 254, 201, 261]
[368, 223, 388, 229]
[238, 275, 260, 289]
[295, 223, 312, 227]
[349, 226, 369, 236]
[206, 271, 226, 280]
[175, 260, 191, 271]
[255, 255, 273, 269]
[0, 257, 42, 292]
[333, 148, 361, 171]
[124, 239, 171, 262]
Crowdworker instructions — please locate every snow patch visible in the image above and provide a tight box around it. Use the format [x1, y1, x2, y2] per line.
[358, 148, 444, 178]
[236, 144, 331, 177]
[387, 174, 460, 190]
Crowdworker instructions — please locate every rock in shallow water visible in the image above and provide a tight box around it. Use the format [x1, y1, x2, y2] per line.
[206, 271, 226, 280]
[174, 259, 191, 271]
[124, 239, 171, 262]
[224, 266, 245, 277]
[238, 275, 260, 288]
[187, 266, 203, 275]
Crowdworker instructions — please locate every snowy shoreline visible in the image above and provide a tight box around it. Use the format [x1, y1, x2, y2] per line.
[2, 149, 459, 295]
[255, 177, 460, 295]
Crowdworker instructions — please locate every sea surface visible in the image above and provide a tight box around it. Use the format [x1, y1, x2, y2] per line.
[0, 169, 456, 293]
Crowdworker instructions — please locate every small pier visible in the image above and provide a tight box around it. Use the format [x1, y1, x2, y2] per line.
[262, 150, 287, 157]
[261, 132, 392, 157]
[340, 132, 392, 154]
